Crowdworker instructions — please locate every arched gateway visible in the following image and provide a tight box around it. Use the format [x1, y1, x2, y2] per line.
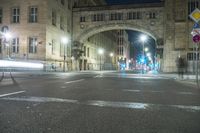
[72, 1, 191, 72]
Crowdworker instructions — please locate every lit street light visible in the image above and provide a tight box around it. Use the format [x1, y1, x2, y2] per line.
[4, 33, 12, 40]
[140, 34, 147, 74]
[144, 47, 149, 52]
[109, 52, 114, 57]
[61, 37, 68, 72]
[147, 52, 151, 57]
[98, 48, 104, 71]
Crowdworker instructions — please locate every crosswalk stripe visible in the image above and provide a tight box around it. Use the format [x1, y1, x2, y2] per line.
[1, 96, 200, 112]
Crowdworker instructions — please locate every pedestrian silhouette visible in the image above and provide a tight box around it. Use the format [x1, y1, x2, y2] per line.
[176, 57, 185, 79]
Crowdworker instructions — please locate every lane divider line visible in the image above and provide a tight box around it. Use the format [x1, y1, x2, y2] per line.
[65, 79, 84, 84]
[0, 91, 25, 98]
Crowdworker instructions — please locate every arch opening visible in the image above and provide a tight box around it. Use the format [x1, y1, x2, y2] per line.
[74, 24, 162, 72]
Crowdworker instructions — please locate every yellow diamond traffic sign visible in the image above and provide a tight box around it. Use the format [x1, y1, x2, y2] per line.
[189, 8, 200, 23]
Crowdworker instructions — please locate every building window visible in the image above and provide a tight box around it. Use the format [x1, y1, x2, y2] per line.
[92, 13, 105, 21]
[83, 46, 86, 56]
[52, 39, 55, 55]
[0, 39, 2, 53]
[29, 37, 37, 53]
[68, 0, 71, 9]
[60, 42, 64, 57]
[87, 47, 89, 57]
[52, 10, 56, 26]
[0, 8, 2, 23]
[12, 38, 19, 53]
[73, 2, 77, 8]
[136, 12, 142, 19]
[149, 12, 156, 19]
[127, 12, 135, 20]
[60, 16, 64, 30]
[12, 7, 20, 23]
[187, 53, 199, 61]
[61, 0, 65, 5]
[29, 6, 38, 23]
[188, 1, 199, 15]
[127, 12, 142, 19]
[67, 17, 70, 32]
[67, 46, 70, 57]
[80, 16, 85, 22]
[110, 13, 123, 20]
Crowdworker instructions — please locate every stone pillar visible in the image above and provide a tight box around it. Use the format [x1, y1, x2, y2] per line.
[71, 41, 83, 71]
[163, 0, 188, 72]
[163, 0, 176, 72]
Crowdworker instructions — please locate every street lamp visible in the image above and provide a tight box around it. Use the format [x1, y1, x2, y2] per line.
[140, 34, 147, 74]
[4, 33, 11, 40]
[144, 47, 149, 52]
[146, 52, 151, 57]
[110, 52, 114, 57]
[61, 37, 68, 72]
[98, 48, 104, 71]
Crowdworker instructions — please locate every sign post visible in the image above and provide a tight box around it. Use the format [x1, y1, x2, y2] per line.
[189, 8, 200, 88]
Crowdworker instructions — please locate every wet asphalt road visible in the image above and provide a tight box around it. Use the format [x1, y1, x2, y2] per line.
[0, 71, 200, 133]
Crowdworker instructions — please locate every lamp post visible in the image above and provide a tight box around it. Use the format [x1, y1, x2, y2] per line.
[61, 37, 68, 72]
[98, 48, 104, 71]
[4, 32, 12, 59]
[140, 34, 147, 74]
[110, 52, 114, 70]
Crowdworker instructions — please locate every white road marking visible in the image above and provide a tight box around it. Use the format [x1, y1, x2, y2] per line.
[123, 89, 141, 92]
[122, 89, 196, 95]
[94, 75, 170, 79]
[93, 75, 98, 78]
[60, 86, 66, 89]
[1, 96, 200, 112]
[171, 105, 200, 111]
[178, 92, 195, 95]
[86, 100, 200, 112]
[93, 75, 103, 78]
[65, 79, 84, 84]
[1, 96, 78, 103]
[0, 91, 25, 98]
[86, 100, 148, 109]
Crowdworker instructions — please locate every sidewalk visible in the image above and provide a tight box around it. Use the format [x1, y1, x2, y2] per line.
[158, 72, 198, 86]
[145, 70, 199, 86]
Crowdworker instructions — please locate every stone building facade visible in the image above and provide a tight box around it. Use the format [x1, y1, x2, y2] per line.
[72, 0, 200, 72]
[71, 0, 119, 70]
[116, 30, 130, 69]
[163, 0, 199, 72]
[79, 31, 117, 70]
[72, 3, 164, 71]
[0, 0, 198, 72]
[0, 0, 73, 71]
